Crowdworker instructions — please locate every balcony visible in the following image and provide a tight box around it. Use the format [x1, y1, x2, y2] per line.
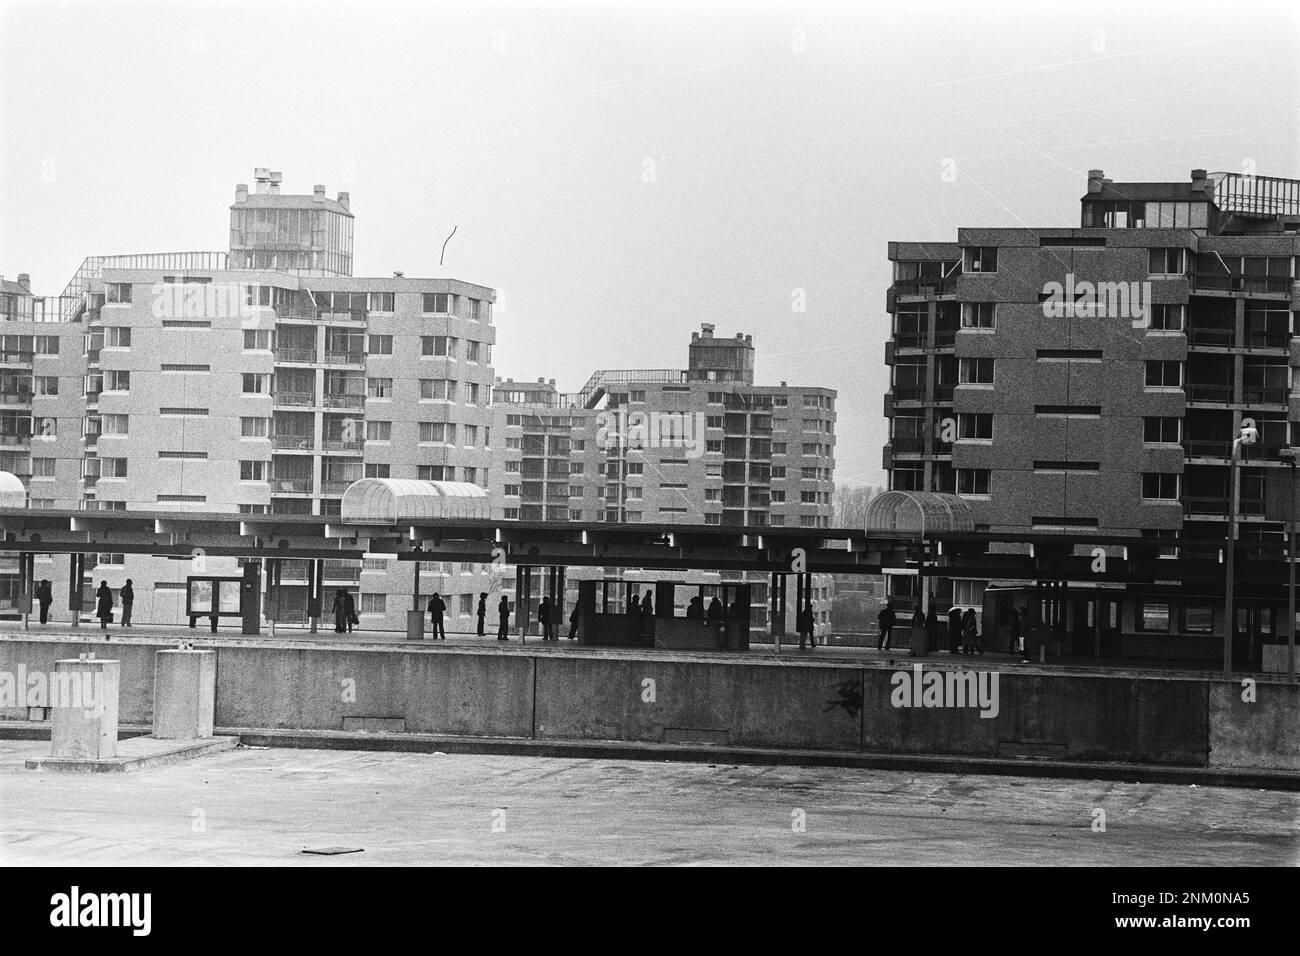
[0, 392, 33, 406]
[0, 433, 31, 447]
[891, 437, 925, 455]
[0, 351, 34, 365]
[320, 480, 353, 496]
[82, 474, 99, 489]
[273, 391, 315, 407]
[272, 434, 315, 451]
[933, 384, 956, 403]
[1184, 495, 1267, 517]
[893, 277, 957, 297]
[893, 332, 926, 349]
[274, 347, 316, 364]
[272, 478, 313, 494]
[1241, 386, 1288, 405]
[892, 386, 925, 402]
[1186, 327, 1233, 348]
[1185, 383, 1231, 403]
[321, 439, 363, 453]
[323, 392, 365, 409]
[1183, 439, 1229, 459]
[324, 351, 365, 367]
[934, 330, 957, 349]
[1243, 331, 1290, 351]
[1192, 273, 1293, 296]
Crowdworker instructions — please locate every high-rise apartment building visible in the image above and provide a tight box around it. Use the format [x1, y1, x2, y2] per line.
[490, 324, 838, 634]
[0, 172, 497, 629]
[883, 167, 1300, 608]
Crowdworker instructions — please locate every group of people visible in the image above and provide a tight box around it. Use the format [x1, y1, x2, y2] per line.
[425, 591, 536, 641]
[93, 579, 134, 630]
[875, 600, 981, 654]
[331, 589, 358, 633]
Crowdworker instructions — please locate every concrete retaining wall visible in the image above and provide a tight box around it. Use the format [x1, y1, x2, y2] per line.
[1, 636, 1296, 773]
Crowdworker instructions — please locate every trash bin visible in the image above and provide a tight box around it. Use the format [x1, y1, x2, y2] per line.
[406, 609, 425, 641]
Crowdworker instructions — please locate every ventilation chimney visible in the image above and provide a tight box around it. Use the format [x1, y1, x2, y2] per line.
[1086, 169, 1106, 194]
[313, 184, 327, 201]
[235, 183, 249, 203]
[1190, 168, 1209, 194]
[700, 323, 715, 338]
[17, 273, 30, 291]
[268, 171, 282, 195]
[337, 192, 350, 211]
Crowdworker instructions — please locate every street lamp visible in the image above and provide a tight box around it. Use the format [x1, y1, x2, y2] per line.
[1224, 419, 1257, 679]
[1279, 446, 1298, 679]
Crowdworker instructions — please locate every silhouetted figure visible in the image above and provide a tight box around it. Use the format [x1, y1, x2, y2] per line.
[798, 605, 815, 649]
[427, 592, 447, 639]
[36, 579, 52, 624]
[497, 595, 510, 641]
[877, 601, 895, 650]
[343, 590, 357, 633]
[120, 579, 134, 627]
[686, 596, 703, 621]
[641, 591, 653, 617]
[706, 597, 723, 623]
[962, 608, 980, 655]
[948, 606, 963, 654]
[332, 589, 348, 633]
[477, 593, 487, 636]
[539, 595, 555, 640]
[626, 593, 639, 616]
[568, 602, 580, 639]
[1010, 608, 1024, 659]
[95, 581, 113, 630]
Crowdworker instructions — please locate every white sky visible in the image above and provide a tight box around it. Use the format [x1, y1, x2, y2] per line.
[2, 0, 1297, 487]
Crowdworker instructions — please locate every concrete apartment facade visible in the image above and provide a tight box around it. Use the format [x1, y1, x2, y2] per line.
[489, 324, 839, 635]
[882, 167, 1300, 613]
[0, 171, 498, 630]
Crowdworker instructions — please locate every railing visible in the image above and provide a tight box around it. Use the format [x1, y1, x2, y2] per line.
[1185, 383, 1232, 402]
[1183, 439, 1228, 458]
[1241, 386, 1288, 404]
[321, 439, 363, 452]
[0, 392, 33, 406]
[892, 386, 925, 402]
[272, 478, 313, 494]
[1186, 327, 1233, 347]
[1243, 331, 1289, 350]
[0, 352, 34, 364]
[891, 437, 925, 454]
[933, 330, 958, 348]
[324, 351, 365, 367]
[319, 480, 352, 496]
[933, 385, 956, 403]
[1184, 495, 1267, 516]
[273, 391, 314, 407]
[323, 393, 365, 409]
[893, 332, 926, 349]
[893, 277, 957, 296]
[272, 434, 315, 450]
[1192, 272, 1293, 295]
[274, 347, 316, 364]
[0, 433, 31, 447]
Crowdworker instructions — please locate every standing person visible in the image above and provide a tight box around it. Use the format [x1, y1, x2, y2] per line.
[686, 596, 703, 621]
[538, 595, 553, 640]
[427, 592, 447, 640]
[119, 579, 134, 628]
[910, 605, 927, 655]
[876, 601, 895, 651]
[497, 594, 510, 641]
[706, 597, 723, 623]
[626, 593, 639, 616]
[641, 591, 654, 617]
[962, 608, 981, 655]
[36, 580, 52, 625]
[797, 604, 815, 650]
[476, 592, 487, 637]
[948, 605, 964, 654]
[568, 601, 580, 640]
[331, 589, 347, 633]
[343, 590, 357, 633]
[95, 580, 113, 630]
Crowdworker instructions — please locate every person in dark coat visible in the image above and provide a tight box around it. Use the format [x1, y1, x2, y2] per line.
[331, 589, 348, 633]
[36, 579, 52, 624]
[962, 607, 981, 655]
[95, 581, 113, 630]
[706, 597, 723, 623]
[877, 601, 895, 651]
[568, 602, 580, 639]
[342, 590, 357, 633]
[120, 579, 134, 627]
[476, 593, 488, 636]
[686, 596, 703, 621]
[641, 591, 654, 617]
[626, 593, 639, 616]
[497, 595, 510, 641]
[539, 595, 554, 640]
[427, 592, 447, 639]
[797, 605, 815, 650]
[948, 606, 964, 654]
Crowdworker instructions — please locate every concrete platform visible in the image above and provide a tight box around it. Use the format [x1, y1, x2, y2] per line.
[24, 735, 238, 773]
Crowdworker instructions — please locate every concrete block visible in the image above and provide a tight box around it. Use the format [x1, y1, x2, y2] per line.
[153, 649, 216, 739]
[50, 658, 119, 760]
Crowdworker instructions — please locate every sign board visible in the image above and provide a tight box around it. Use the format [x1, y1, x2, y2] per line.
[186, 576, 244, 618]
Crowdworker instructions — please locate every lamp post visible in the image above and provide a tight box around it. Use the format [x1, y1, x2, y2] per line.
[1224, 419, 1257, 679]
[1280, 447, 1298, 679]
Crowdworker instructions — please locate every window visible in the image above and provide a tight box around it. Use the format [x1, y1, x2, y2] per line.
[367, 378, 393, 399]
[504, 484, 521, 497]
[34, 336, 59, 356]
[962, 303, 995, 329]
[466, 383, 480, 405]
[242, 373, 270, 394]
[466, 341, 481, 363]
[368, 292, 394, 312]
[364, 463, 390, 478]
[965, 246, 998, 273]
[1179, 605, 1214, 634]
[34, 376, 58, 396]
[365, 420, 391, 442]
[1145, 361, 1181, 388]
[1148, 248, 1187, 275]
[104, 327, 131, 348]
[32, 458, 56, 478]
[101, 458, 128, 478]
[1142, 473, 1179, 500]
[1150, 304, 1184, 331]
[105, 370, 130, 391]
[421, 335, 456, 358]
[368, 334, 393, 355]
[958, 358, 994, 384]
[102, 413, 128, 435]
[243, 329, 272, 351]
[419, 422, 455, 443]
[241, 416, 269, 438]
[423, 293, 451, 313]
[1143, 417, 1180, 444]
[957, 413, 993, 440]
[630, 390, 646, 403]
[1138, 601, 1170, 632]
[463, 424, 478, 446]
[240, 460, 268, 481]
[707, 392, 724, 404]
[419, 465, 450, 481]
[361, 593, 387, 614]
[161, 364, 210, 373]
[106, 282, 132, 304]
[956, 468, 990, 495]
[420, 378, 456, 401]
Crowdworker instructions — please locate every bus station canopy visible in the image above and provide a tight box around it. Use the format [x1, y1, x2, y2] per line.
[340, 479, 490, 523]
[863, 491, 975, 535]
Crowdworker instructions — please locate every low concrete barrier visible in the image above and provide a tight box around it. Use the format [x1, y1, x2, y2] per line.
[1, 638, 161, 725]
[1207, 679, 1300, 771]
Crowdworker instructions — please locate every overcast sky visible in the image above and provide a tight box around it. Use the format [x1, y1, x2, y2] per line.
[2, 0, 1297, 487]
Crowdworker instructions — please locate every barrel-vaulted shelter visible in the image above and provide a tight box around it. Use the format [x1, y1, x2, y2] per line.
[340, 479, 490, 523]
[0, 471, 26, 509]
[863, 490, 975, 536]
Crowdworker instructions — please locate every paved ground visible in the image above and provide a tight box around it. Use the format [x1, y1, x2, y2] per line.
[2, 741, 1296, 865]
